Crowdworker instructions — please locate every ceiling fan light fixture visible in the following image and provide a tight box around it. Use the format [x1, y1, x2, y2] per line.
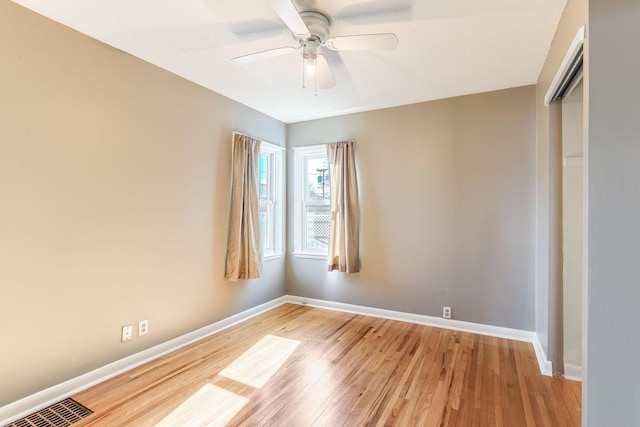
[302, 41, 319, 93]
[303, 41, 318, 73]
[305, 57, 317, 74]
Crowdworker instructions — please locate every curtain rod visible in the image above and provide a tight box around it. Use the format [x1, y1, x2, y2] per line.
[232, 131, 284, 149]
[291, 144, 326, 149]
[291, 140, 354, 150]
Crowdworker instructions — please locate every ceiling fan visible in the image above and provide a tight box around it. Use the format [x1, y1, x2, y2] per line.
[231, 0, 399, 93]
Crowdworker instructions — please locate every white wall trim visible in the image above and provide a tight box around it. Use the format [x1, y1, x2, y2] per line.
[286, 295, 553, 376]
[0, 296, 288, 426]
[563, 364, 583, 382]
[2, 294, 555, 425]
[532, 333, 554, 376]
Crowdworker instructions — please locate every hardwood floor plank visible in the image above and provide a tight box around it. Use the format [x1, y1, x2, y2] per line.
[68, 304, 580, 426]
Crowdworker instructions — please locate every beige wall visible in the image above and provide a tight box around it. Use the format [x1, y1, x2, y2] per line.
[0, 2, 285, 405]
[533, 0, 587, 368]
[286, 86, 537, 330]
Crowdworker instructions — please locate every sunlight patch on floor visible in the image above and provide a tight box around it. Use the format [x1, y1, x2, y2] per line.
[155, 383, 248, 427]
[219, 334, 300, 388]
[155, 334, 300, 426]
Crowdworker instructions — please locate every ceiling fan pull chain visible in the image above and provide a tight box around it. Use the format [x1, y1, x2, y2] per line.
[314, 57, 318, 96]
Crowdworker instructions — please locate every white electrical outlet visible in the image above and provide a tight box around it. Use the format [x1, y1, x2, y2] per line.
[139, 320, 148, 336]
[443, 306, 452, 319]
[121, 325, 133, 342]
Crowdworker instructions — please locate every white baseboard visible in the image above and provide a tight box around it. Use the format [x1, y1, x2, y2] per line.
[1, 294, 554, 425]
[285, 295, 552, 376]
[531, 333, 554, 377]
[0, 296, 288, 426]
[564, 363, 583, 382]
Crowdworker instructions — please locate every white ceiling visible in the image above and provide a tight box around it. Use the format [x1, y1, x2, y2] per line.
[13, 0, 567, 123]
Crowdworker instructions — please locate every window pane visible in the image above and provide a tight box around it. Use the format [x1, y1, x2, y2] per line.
[259, 202, 267, 248]
[259, 154, 269, 201]
[305, 204, 330, 250]
[257, 141, 282, 257]
[306, 157, 329, 201]
[259, 202, 272, 251]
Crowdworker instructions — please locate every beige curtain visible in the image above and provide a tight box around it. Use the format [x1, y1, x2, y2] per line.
[327, 141, 360, 272]
[225, 133, 263, 281]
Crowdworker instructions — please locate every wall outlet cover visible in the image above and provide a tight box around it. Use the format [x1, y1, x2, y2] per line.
[121, 325, 133, 342]
[139, 320, 148, 336]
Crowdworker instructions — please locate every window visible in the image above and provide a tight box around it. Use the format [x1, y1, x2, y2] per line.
[259, 141, 284, 260]
[293, 145, 331, 258]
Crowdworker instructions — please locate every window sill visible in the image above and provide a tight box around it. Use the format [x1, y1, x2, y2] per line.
[264, 253, 284, 261]
[292, 252, 327, 260]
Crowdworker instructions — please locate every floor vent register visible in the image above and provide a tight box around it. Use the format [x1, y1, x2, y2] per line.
[5, 398, 93, 427]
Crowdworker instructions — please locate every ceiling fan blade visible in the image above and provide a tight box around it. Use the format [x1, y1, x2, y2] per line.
[316, 55, 336, 89]
[231, 46, 298, 64]
[265, 0, 310, 38]
[325, 33, 399, 51]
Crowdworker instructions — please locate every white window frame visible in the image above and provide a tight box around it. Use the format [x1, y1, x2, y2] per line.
[293, 145, 330, 259]
[259, 140, 285, 261]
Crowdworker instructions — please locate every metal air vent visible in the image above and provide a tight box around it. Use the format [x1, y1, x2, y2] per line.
[4, 398, 92, 427]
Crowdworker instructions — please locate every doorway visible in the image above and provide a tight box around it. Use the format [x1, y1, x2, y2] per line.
[561, 80, 584, 380]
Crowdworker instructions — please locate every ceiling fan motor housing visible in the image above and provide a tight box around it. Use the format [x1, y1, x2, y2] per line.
[298, 11, 330, 45]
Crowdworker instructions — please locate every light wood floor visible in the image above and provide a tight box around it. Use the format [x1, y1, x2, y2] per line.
[72, 304, 581, 426]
